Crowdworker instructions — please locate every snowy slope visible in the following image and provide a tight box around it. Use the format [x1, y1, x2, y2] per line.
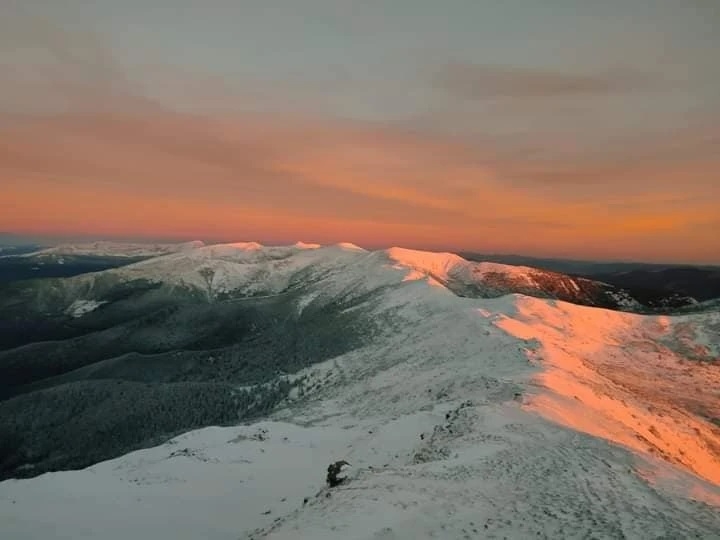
[1, 244, 719, 539]
[493, 298, 720, 485]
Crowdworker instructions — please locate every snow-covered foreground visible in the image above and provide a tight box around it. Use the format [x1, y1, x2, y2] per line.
[1, 245, 719, 539]
[3, 412, 717, 540]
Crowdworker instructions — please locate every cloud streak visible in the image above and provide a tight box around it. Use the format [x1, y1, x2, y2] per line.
[0, 2, 156, 113]
[432, 63, 655, 100]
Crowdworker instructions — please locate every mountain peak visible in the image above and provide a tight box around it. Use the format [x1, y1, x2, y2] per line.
[293, 241, 322, 250]
[219, 241, 263, 250]
[385, 247, 466, 281]
[333, 242, 366, 251]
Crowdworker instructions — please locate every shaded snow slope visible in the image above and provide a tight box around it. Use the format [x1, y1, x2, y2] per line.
[676, 297, 720, 314]
[104, 242, 374, 299]
[2, 266, 719, 539]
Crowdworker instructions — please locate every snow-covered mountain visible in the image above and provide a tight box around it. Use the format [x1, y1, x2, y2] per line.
[4, 240, 702, 312]
[1, 242, 719, 539]
[17, 240, 206, 259]
[7, 240, 680, 314]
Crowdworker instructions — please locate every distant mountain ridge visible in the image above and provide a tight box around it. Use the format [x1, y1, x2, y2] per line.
[0, 241, 208, 284]
[16, 240, 206, 258]
[460, 251, 720, 275]
[591, 267, 720, 303]
[462, 251, 719, 307]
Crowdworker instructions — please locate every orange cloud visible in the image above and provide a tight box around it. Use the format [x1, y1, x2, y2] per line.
[1, 109, 718, 263]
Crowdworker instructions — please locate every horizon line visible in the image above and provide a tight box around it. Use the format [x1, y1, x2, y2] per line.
[2, 231, 718, 268]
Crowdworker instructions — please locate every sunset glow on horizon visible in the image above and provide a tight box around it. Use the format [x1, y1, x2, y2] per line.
[2, 1, 719, 264]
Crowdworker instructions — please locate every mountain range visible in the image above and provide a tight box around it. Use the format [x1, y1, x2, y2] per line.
[0, 241, 718, 539]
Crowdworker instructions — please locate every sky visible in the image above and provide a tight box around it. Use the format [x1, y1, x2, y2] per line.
[1, 0, 719, 263]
